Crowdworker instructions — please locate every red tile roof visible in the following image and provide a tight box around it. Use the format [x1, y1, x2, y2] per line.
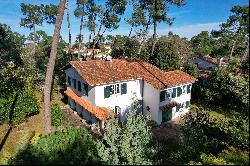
[69, 59, 197, 90]
[203, 55, 227, 65]
[64, 89, 115, 121]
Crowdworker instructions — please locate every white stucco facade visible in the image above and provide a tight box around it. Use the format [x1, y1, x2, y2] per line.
[65, 66, 194, 126]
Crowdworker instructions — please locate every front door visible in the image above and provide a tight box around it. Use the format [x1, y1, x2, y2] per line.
[162, 109, 172, 122]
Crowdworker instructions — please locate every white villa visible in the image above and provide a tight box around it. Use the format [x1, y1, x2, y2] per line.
[64, 59, 197, 129]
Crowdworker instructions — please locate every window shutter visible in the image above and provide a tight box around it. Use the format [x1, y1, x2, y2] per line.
[187, 84, 191, 93]
[176, 105, 180, 112]
[121, 83, 127, 94]
[84, 83, 88, 96]
[172, 88, 177, 98]
[104, 86, 110, 98]
[177, 87, 182, 97]
[185, 101, 190, 108]
[160, 90, 165, 102]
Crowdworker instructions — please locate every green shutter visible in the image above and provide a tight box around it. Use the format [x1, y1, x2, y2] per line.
[121, 83, 127, 94]
[104, 86, 110, 98]
[172, 88, 177, 98]
[176, 105, 180, 112]
[160, 90, 166, 102]
[187, 84, 191, 93]
[84, 83, 88, 96]
[185, 101, 190, 108]
[177, 87, 182, 97]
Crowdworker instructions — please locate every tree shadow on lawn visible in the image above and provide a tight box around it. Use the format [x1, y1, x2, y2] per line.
[8, 134, 100, 165]
[0, 93, 19, 152]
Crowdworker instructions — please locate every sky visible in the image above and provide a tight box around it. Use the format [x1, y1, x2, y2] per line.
[0, 0, 249, 43]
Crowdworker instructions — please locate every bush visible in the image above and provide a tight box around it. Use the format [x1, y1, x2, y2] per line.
[10, 127, 100, 165]
[169, 107, 249, 165]
[97, 108, 155, 165]
[51, 104, 62, 127]
[0, 89, 39, 124]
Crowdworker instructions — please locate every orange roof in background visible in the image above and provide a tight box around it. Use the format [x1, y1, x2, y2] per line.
[64, 89, 115, 121]
[69, 59, 197, 90]
[203, 55, 227, 65]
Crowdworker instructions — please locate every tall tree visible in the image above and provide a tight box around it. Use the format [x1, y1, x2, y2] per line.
[212, 5, 249, 59]
[86, 0, 127, 58]
[66, 0, 72, 57]
[191, 31, 214, 57]
[74, 0, 88, 59]
[44, 0, 66, 133]
[141, 0, 185, 56]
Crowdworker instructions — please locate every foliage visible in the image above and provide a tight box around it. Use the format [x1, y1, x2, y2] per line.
[10, 127, 100, 165]
[109, 35, 140, 58]
[169, 106, 249, 165]
[150, 37, 181, 71]
[193, 68, 249, 113]
[51, 104, 63, 128]
[182, 60, 199, 78]
[190, 31, 214, 56]
[0, 23, 25, 67]
[0, 89, 39, 125]
[97, 109, 155, 165]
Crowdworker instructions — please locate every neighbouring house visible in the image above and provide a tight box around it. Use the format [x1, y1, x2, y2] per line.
[64, 59, 197, 129]
[192, 55, 228, 71]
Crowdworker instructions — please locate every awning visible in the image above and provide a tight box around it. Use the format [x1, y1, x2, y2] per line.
[64, 89, 115, 121]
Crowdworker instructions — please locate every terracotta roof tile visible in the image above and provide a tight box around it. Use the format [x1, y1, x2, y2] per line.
[69, 59, 197, 90]
[64, 89, 115, 121]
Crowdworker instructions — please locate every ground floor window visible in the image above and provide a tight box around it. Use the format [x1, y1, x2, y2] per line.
[114, 106, 121, 115]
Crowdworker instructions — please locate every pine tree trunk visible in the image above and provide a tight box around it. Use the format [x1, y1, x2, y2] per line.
[66, 0, 72, 59]
[44, 0, 66, 133]
[78, 15, 84, 60]
[128, 25, 133, 37]
[150, 20, 157, 56]
[137, 18, 150, 55]
[229, 40, 236, 59]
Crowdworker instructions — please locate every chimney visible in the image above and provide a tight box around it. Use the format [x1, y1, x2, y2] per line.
[217, 57, 223, 68]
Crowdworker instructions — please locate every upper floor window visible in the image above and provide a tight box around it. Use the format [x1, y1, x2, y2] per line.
[73, 79, 76, 89]
[83, 83, 88, 96]
[187, 84, 191, 93]
[182, 85, 186, 93]
[172, 88, 177, 98]
[68, 76, 71, 86]
[104, 83, 127, 98]
[78, 81, 82, 92]
[177, 87, 182, 97]
[160, 89, 172, 102]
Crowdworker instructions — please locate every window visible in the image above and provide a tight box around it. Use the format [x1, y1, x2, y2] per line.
[183, 85, 186, 93]
[73, 79, 76, 89]
[83, 83, 88, 96]
[166, 90, 171, 98]
[185, 101, 190, 108]
[177, 87, 182, 97]
[176, 105, 180, 112]
[68, 76, 71, 86]
[172, 88, 177, 98]
[160, 90, 166, 102]
[104, 83, 126, 98]
[78, 81, 81, 92]
[114, 106, 121, 115]
[187, 84, 191, 93]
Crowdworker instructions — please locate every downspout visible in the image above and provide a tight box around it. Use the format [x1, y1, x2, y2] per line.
[141, 79, 144, 115]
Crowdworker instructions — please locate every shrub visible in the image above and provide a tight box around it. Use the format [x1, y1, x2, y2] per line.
[51, 104, 62, 127]
[0, 89, 39, 124]
[10, 127, 100, 165]
[97, 108, 155, 165]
